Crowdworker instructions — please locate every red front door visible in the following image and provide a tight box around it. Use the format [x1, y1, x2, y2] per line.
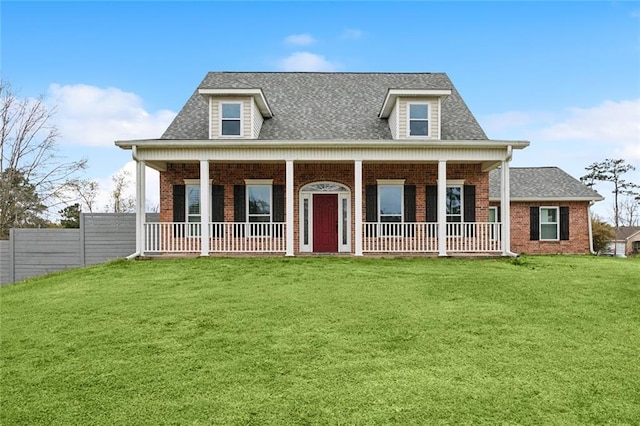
[313, 194, 338, 252]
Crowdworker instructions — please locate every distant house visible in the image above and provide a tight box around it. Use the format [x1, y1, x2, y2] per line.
[607, 226, 640, 257]
[115, 72, 601, 257]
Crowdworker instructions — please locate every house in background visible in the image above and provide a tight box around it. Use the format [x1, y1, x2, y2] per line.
[115, 72, 600, 257]
[607, 226, 640, 257]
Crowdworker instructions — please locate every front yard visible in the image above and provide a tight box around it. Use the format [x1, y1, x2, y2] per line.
[1, 256, 638, 424]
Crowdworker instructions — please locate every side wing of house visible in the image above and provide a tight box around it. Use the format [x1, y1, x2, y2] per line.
[489, 167, 603, 254]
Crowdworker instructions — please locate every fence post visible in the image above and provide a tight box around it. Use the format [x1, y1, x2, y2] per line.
[80, 213, 86, 266]
[9, 228, 15, 284]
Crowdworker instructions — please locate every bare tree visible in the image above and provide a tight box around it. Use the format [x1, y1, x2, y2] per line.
[619, 197, 640, 227]
[107, 170, 135, 213]
[67, 178, 99, 213]
[0, 80, 86, 237]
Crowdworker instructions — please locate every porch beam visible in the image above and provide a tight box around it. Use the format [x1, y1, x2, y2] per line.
[438, 160, 447, 256]
[501, 160, 511, 255]
[286, 160, 294, 256]
[354, 160, 363, 256]
[200, 160, 210, 256]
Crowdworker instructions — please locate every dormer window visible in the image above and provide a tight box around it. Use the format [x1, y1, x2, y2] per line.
[220, 102, 242, 136]
[408, 103, 429, 137]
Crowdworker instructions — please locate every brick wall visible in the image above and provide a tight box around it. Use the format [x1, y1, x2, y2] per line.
[491, 201, 592, 254]
[160, 162, 490, 253]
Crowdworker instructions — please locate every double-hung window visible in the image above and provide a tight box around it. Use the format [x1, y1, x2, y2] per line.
[540, 207, 559, 240]
[408, 103, 429, 137]
[378, 184, 403, 236]
[247, 185, 271, 236]
[221, 102, 242, 136]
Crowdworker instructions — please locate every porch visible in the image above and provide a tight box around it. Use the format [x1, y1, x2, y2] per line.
[141, 221, 504, 255]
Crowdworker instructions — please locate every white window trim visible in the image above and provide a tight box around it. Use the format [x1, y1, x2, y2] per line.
[540, 206, 560, 241]
[407, 102, 430, 138]
[184, 181, 213, 237]
[219, 101, 243, 137]
[377, 183, 404, 223]
[446, 184, 463, 222]
[246, 183, 273, 237]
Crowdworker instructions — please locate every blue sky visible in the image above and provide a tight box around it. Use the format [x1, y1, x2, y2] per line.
[2, 1, 639, 218]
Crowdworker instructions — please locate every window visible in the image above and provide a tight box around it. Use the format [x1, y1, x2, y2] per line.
[633, 241, 640, 253]
[247, 185, 271, 236]
[186, 184, 202, 236]
[540, 207, 559, 240]
[446, 186, 463, 236]
[221, 102, 242, 136]
[489, 206, 498, 241]
[408, 103, 429, 137]
[379, 185, 403, 235]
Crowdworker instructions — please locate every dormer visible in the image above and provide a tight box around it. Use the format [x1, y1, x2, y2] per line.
[378, 89, 451, 140]
[198, 88, 273, 139]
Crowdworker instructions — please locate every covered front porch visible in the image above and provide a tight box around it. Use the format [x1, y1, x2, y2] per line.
[121, 139, 527, 257]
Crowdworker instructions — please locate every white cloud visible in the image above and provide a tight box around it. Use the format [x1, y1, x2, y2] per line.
[284, 33, 316, 45]
[341, 28, 363, 39]
[540, 99, 640, 160]
[47, 84, 176, 147]
[278, 52, 339, 72]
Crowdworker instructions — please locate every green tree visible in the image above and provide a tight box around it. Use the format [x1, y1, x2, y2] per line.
[59, 203, 80, 228]
[0, 168, 48, 237]
[581, 158, 639, 255]
[590, 217, 615, 254]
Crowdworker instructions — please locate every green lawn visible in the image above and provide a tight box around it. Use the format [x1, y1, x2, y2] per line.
[1, 256, 639, 424]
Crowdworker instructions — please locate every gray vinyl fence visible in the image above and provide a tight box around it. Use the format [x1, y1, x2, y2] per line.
[0, 213, 158, 285]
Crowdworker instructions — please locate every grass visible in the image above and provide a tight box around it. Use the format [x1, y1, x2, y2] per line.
[1, 255, 639, 424]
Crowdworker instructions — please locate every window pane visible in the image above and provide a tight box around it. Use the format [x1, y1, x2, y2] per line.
[222, 120, 241, 136]
[248, 186, 271, 215]
[187, 186, 200, 215]
[380, 215, 402, 223]
[488, 208, 496, 223]
[409, 104, 428, 119]
[541, 224, 558, 240]
[221, 103, 241, 118]
[409, 121, 428, 136]
[446, 187, 461, 215]
[248, 216, 270, 223]
[541, 208, 557, 223]
[342, 198, 348, 245]
[303, 199, 309, 245]
[379, 186, 402, 216]
[188, 215, 201, 223]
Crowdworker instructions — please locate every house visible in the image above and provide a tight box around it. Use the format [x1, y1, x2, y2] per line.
[115, 72, 601, 257]
[607, 226, 640, 257]
[489, 167, 602, 254]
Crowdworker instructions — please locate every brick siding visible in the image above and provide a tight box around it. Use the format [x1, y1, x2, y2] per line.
[491, 201, 592, 254]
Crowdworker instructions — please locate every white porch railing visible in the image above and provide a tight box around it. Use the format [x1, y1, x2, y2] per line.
[363, 223, 439, 253]
[144, 222, 286, 253]
[363, 222, 502, 253]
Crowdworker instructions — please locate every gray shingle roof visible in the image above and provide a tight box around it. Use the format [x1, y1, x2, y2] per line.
[616, 226, 640, 241]
[489, 167, 603, 200]
[161, 72, 488, 140]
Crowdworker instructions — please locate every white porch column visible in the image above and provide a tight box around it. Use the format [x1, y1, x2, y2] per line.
[285, 160, 295, 257]
[501, 160, 511, 255]
[438, 160, 447, 256]
[200, 160, 210, 256]
[135, 160, 146, 255]
[354, 160, 363, 256]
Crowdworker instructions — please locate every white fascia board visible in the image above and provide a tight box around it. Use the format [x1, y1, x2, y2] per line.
[116, 139, 529, 150]
[198, 88, 273, 118]
[379, 89, 452, 118]
[489, 196, 605, 202]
